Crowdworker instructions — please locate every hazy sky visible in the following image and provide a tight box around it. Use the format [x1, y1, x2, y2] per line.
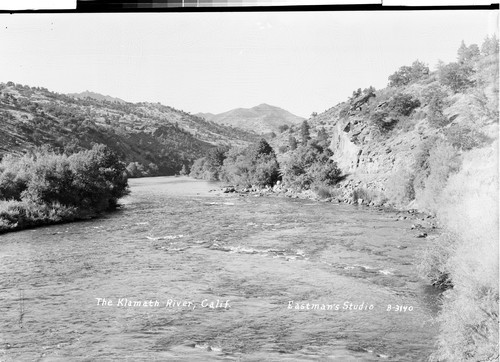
[0, 10, 497, 117]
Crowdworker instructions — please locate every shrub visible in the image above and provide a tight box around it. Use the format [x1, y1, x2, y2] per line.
[457, 40, 480, 65]
[0, 199, 79, 231]
[417, 233, 454, 290]
[430, 143, 499, 361]
[0, 145, 129, 232]
[219, 139, 281, 188]
[189, 157, 207, 179]
[188, 145, 229, 181]
[444, 124, 491, 151]
[281, 144, 342, 190]
[481, 34, 499, 56]
[352, 188, 372, 203]
[412, 137, 437, 193]
[313, 185, 335, 199]
[414, 140, 461, 213]
[278, 124, 289, 133]
[300, 120, 310, 144]
[389, 93, 421, 117]
[388, 60, 430, 87]
[438, 62, 476, 93]
[0, 154, 33, 200]
[370, 92, 420, 133]
[369, 109, 393, 132]
[422, 84, 449, 126]
[385, 167, 416, 206]
[278, 145, 289, 154]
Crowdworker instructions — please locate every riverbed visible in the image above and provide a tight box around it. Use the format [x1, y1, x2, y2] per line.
[0, 176, 441, 361]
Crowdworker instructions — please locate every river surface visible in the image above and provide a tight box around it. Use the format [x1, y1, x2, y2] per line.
[0, 176, 441, 361]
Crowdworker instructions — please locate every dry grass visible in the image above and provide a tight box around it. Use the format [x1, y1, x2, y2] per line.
[430, 142, 499, 361]
[415, 139, 461, 213]
[385, 166, 415, 207]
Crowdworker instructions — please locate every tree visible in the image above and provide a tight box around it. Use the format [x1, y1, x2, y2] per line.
[457, 41, 480, 64]
[205, 146, 228, 170]
[219, 140, 280, 187]
[423, 84, 449, 126]
[389, 93, 421, 117]
[316, 127, 329, 148]
[278, 124, 289, 133]
[388, 61, 429, 87]
[300, 120, 310, 144]
[438, 62, 475, 93]
[281, 144, 342, 190]
[251, 138, 275, 157]
[481, 34, 499, 56]
[289, 135, 298, 150]
[409, 60, 429, 80]
[351, 88, 362, 99]
[388, 66, 413, 87]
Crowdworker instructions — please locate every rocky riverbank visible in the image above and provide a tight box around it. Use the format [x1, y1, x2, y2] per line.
[214, 182, 438, 237]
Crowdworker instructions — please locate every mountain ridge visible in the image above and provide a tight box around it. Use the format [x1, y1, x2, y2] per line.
[68, 90, 128, 104]
[0, 81, 260, 176]
[196, 103, 305, 134]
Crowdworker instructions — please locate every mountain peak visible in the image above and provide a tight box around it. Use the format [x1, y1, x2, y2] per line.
[205, 104, 305, 134]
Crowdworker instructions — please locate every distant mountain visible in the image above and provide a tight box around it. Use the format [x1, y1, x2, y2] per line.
[68, 91, 127, 104]
[197, 104, 305, 134]
[0, 82, 259, 176]
[195, 112, 216, 121]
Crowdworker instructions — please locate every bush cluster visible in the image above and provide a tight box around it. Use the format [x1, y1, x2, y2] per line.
[438, 62, 476, 93]
[388, 60, 430, 87]
[220, 139, 280, 188]
[422, 84, 449, 126]
[189, 145, 229, 181]
[190, 138, 343, 192]
[281, 142, 342, 190]
[190, 139, 281, 188]
[0, 144, 129, 232]
[370, 92, 421, 132]
[412, 139, 461, 212]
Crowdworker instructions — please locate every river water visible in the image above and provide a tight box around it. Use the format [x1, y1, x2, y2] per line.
[1, 176, 441, 361]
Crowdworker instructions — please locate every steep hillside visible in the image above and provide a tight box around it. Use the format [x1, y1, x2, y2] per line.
[197, 103, 305, 134]
[272, 52, 498, 210]
[267, 37, 499, 362]
[0, 82, 259, 176]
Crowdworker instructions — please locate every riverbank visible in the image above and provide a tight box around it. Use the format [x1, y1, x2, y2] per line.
[0, 145, 129, 235]
[0, 199, 123, 234]
[215, 182, 438, 236]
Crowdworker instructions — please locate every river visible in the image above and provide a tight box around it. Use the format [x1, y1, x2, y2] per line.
[0, 176, 441, 361]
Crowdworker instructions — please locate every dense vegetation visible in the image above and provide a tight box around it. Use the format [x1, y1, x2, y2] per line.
[190, 137, 343, 193]
[0, 83, 258, 177]
[0, 144, 130, 232]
